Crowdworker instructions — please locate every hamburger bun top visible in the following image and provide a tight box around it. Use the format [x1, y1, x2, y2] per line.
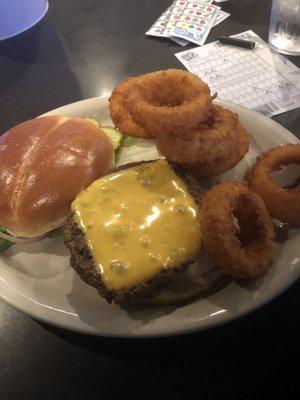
[0, 115, 114, 237]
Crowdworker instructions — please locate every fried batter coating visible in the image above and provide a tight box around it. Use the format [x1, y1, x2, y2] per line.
[109, 78, 151, 138]
[155, 106, 249, 178]
[201, 181, 275, 279]
[247, 143, 300, 224]
[126, 69, 213, 136]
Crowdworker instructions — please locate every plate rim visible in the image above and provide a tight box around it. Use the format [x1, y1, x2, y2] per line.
[1, 274, 299, 338]
[0, 96, 299, 338]
[42, 95, 299, 143]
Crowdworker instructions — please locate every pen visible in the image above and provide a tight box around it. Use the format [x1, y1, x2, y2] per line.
[216, 36, 256, 50]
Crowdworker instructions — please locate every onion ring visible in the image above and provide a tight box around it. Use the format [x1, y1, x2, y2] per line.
[247, 143, 300, 224]
[155, 105, 249, 177]
[126, 69, 213, 136]
[109, 78, 151, 139]
[201, 181, 275, 279]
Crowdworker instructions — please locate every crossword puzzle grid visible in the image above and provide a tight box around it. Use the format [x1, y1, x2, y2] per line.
[183, 49, 297, 115]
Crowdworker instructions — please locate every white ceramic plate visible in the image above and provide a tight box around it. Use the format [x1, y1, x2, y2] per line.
[0, 96, 299, 337]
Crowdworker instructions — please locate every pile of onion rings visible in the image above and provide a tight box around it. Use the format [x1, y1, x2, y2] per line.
[109, 69, 249, 178]
[201, 181, 275, 279]
[109, 69, 213, 138]
[108, 69, 300, 283]
[247, 143, 300, 225]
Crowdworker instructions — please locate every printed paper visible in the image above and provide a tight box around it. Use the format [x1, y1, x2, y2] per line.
[175, 30, 300, 116]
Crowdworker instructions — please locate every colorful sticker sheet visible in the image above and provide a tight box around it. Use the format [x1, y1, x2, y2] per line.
[171, 10, 230, 46]
[146, 0, 227, 46]
[169, 1, 220, 46]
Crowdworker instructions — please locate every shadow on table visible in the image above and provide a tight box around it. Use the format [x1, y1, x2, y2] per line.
[0, 11, 83, 133]
[29, 279, 300, 399]
[37, 242, 293, 365]
[222, 0, 270, 27]
[0, 17, 45, 64]
[36, 318, 235, 365]
[37, 275, 299, 367]
[37, 275, 239, 366]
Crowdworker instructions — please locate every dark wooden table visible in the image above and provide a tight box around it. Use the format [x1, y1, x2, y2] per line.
[0, 1, 299, 398]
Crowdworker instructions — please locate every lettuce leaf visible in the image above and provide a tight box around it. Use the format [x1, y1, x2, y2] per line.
[0, 227, 13, 252]
[47, 227, 63, 238]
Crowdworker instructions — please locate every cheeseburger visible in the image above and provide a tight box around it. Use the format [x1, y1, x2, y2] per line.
[64, 159, 220, 306]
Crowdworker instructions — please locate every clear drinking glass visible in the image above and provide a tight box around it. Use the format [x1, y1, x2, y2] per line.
[268, 0, 300, 56]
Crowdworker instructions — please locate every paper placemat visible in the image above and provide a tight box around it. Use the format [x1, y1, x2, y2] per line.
[175, 30, 300, 116]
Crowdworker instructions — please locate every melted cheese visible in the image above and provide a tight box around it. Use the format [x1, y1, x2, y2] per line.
[72, 160, 201, 291]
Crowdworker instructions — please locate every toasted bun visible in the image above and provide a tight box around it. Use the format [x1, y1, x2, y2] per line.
[145, 258, 222, 306]
[145, 262, 207, 305]
[0, 116, 114, 237]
